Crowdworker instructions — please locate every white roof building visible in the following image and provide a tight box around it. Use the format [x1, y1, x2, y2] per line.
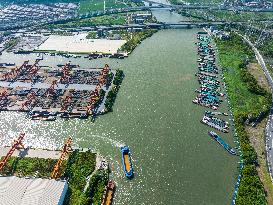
[0, 176, 68, 205]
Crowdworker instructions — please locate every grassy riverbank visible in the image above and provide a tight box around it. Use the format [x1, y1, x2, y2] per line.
[105, 69, 124, 112]
[63, 150, 108, 205]
[215, 33, 271, 205]
[120, 29, 158, 53]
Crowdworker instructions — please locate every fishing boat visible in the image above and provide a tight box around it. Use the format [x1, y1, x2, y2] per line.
[101, 180, 115, 205]
[208, 131, 236, 155]
[120, 145, 134, 179]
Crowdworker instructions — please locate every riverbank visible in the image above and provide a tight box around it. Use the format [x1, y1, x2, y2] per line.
[215, 32, 271, 204]
[120, 29, 158, 54]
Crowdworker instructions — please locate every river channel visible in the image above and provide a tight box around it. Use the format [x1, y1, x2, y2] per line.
[0, 9, 238, 205]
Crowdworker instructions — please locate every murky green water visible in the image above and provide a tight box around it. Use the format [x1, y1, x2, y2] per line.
[0, 10, 238, 205]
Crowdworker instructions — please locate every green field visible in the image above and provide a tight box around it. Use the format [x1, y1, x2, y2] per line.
[2, 0, 78, 4]
[0, 156, 66, 177]
[45, 14, 127, 29]
[79, 0, 128, 14]
[2, 0, 142, 14]
[215, 33, 271, 117]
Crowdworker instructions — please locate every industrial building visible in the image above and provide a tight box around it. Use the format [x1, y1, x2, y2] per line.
[0, 176, 68, 205]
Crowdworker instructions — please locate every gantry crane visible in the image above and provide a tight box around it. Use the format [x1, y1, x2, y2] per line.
[0, 91, 8, 99]
[60, 63, 71, 83]
[61, 95, 72, 112]
[27, 60, 40, 80]
[45, 80, 58, 97]
[2, 61, 29, 81]
[0, 133, 25, 171]
[86, 64, 109, 114]
[20, 92, 37, 111]
[99, 64, 109, 85]
[51, 137, 72, 179]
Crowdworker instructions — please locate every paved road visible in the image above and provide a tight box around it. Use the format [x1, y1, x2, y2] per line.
[239, 33, 273, 182]
[0, 147, 61, 159]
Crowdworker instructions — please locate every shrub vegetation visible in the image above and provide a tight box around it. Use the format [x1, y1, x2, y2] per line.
[215, 33, 270, 205]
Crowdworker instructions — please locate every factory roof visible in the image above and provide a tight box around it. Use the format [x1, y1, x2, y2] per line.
[0, 176, 68, 205]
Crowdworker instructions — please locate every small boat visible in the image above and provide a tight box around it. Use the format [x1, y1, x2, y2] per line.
[36, 53, 43, 60]
[120, 145, 134, 179]
[41, 116, 56, 121]
[101, 180, 115, 205]
[208, 131, 236, 155]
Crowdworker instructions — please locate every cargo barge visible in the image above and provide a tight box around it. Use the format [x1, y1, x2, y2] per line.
[208, 131, 236, 155]
[101, 180, 115, 205]
[120, 145, 134, 179]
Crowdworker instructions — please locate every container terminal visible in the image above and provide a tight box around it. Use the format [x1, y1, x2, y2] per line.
[0, 60, 122, 121]
[0, 133, 112, 204]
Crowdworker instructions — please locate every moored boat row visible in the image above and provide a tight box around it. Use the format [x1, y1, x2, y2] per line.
[193, 33, 236, 156]
[193, 34, 225, 110]
[208, 131, 236, 155]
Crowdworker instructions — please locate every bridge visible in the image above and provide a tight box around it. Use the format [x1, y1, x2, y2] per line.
[87, 21, 233, 31]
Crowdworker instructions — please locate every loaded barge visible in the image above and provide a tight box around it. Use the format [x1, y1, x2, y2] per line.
[208, 131, 236, 155]
[120, 145, 134, 179]
[101, 180, 115, 205]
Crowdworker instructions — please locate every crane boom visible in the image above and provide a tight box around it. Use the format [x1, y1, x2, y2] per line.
[0, 133, 25, 171]
[51, 137, 72, 179]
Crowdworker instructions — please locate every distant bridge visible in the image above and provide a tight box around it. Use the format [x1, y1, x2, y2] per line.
[80, 21, 235, 31]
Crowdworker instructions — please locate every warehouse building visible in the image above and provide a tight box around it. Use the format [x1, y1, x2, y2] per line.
[0, 176, 68, 205]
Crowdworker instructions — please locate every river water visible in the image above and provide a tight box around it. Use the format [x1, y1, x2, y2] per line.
[0, 10, 238, 205]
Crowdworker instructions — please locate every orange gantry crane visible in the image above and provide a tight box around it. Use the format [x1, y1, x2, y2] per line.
[60, 63, 71, 83]
[86, 64, 109, 115]
[45, 80, 58, 97]
[0, 133, 25, 171]
[2, 61, 29, 81]
[20, 91, 37, 111]
[51, 137, 72, 179]
[27, 60, 40, 79]
[61, 95, 72, 112]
